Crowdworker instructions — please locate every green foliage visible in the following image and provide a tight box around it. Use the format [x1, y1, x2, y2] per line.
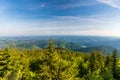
[0, 47, 10, 79]
[0, 39, 120, 80]
[85, 73, 104, 80]
[105, 54, 113, 68]
[46, 38, 56, 50]
[89, 50, 105, 74]
[102, 69, 114, 80]
[112, 50, 120, 79]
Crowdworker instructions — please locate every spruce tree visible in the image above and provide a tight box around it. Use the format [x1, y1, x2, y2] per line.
[47, 38, 55, 50]
[112, 49, 119, 79]
[0, 49, 10, 79]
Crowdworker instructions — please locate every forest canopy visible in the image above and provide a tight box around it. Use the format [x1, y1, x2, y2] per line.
[0, 38, 120, 80]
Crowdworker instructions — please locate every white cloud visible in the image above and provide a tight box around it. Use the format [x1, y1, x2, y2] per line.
[0, 14, 120, 37]
[97, 0, 120, 9]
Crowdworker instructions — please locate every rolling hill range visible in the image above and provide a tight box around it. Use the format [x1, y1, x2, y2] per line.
[0, 36, 120, 56]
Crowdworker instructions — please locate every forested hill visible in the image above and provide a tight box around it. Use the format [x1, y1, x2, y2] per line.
[0, 38, 120, 80]
[14, 40, 120, 57]
[0, 36, 120, 56]
[0, 37, 119, 56]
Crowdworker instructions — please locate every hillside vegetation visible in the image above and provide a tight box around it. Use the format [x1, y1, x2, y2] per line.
[0, 38, 120, 80]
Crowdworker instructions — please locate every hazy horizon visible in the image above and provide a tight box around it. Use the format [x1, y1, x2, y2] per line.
[1, 34, 120, 38]
[0, 0, 120, 36]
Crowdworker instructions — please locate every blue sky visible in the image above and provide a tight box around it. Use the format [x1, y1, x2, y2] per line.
[0, 0, 120, 36]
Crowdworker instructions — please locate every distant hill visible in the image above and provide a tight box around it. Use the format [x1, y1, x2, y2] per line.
[16, 40, 84, 50]
[15, 40, 120, 56]
[78, 46, 120, 56]
[0, 36, 120, 56]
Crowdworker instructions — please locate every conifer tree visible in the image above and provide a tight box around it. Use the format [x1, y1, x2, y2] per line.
[89, 50, 105, 74]
[47, 38, 55, 50]
[0, 48, 10, 79]
[89, 51, 99, 73]
[105, 54, 112, 68]
[112, 49, 119, 79]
